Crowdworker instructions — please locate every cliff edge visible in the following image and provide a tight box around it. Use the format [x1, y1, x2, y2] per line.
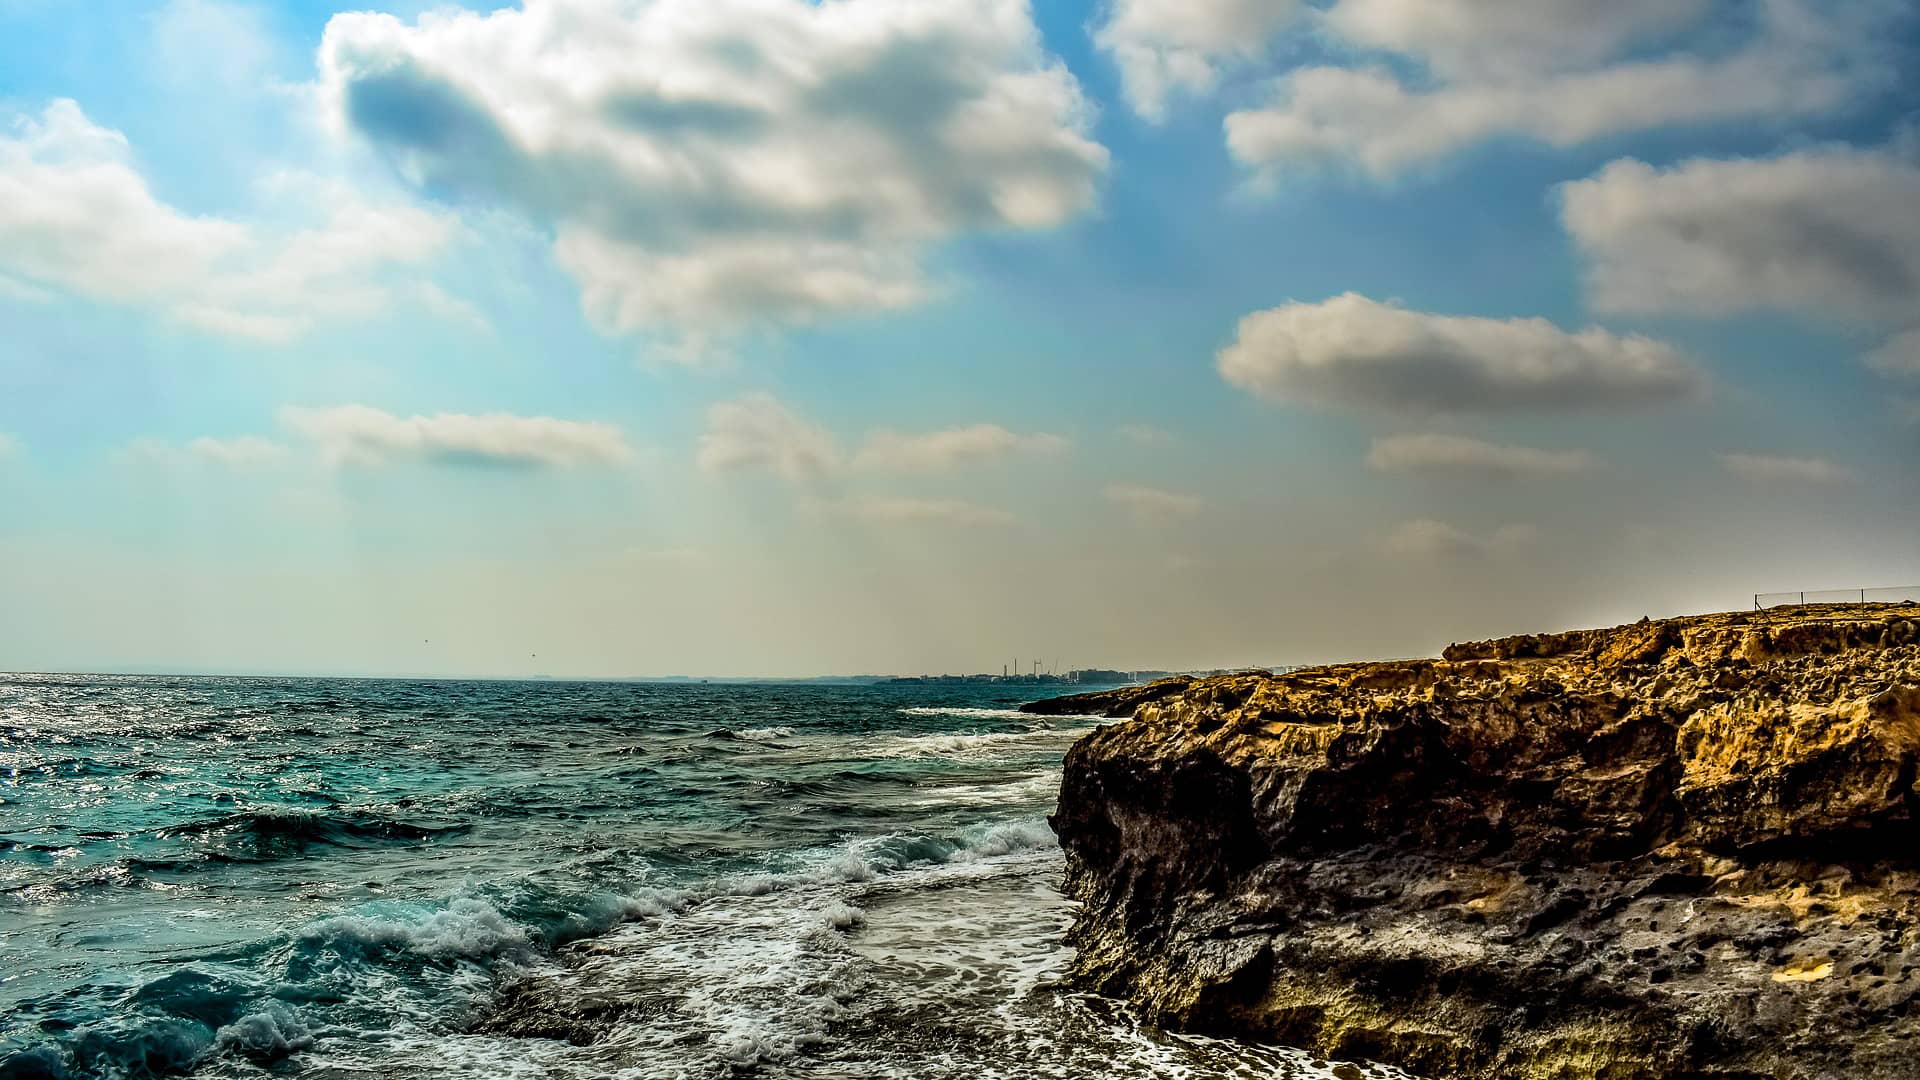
[1043, 604, 1920, 1079]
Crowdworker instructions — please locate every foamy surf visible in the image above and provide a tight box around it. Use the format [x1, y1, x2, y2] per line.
[2, 676, 1405, 1080]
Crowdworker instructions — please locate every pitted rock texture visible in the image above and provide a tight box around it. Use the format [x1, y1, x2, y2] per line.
[1044, 604, 1920, 1080]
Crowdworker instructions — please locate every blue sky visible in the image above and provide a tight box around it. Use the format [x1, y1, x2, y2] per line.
[1, 0, 1917, 677]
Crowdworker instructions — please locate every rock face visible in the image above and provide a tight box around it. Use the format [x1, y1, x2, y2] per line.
[1045, 604, 1920, 1080]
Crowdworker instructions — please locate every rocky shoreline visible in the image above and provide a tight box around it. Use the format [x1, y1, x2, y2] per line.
[1037, 605, 1920, 1079]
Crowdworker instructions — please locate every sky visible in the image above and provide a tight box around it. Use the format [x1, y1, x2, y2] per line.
[1, 0, 1918, 678]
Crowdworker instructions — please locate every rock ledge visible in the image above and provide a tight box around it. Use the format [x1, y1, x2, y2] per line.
[1043, 604, 1920, 1079]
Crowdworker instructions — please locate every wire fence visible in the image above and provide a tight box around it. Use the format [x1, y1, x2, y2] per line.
[1754, 586, 1920, 609]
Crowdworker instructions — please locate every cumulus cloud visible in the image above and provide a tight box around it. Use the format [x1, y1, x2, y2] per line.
[0, 433, 17, 459]
[1366, 434, 1594, 479]
[1092, 0, 1301, 121]
[1216, 293, 1699, 414]
[1119, 423, 1173, 447]
[0, 100, 464, 341]
[1105, 484, 1203, 522]
[281, 405, 638, 468]
[836, 496, 1015, 527]
[1382, 518, 1538, 559]
[1225, 1, 1900, 180]
[122, 436, 291, 469]
[853, 424, 1066, 471]
[1562, 146, 1920, 325]
[1720, 452, 1850, 486]
[317, 0, 1107, 358]
[696, 394, 840, 481]
[1867, 331, 1920, 378]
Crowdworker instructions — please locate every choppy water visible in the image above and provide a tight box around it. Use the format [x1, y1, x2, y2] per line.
[1, 675, 1395, 1079]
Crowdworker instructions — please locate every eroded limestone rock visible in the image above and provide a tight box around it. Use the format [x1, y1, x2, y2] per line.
[1044, 604, 1920, 1079]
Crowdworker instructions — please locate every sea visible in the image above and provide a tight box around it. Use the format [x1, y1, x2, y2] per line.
[1, 674, 1391, 1080]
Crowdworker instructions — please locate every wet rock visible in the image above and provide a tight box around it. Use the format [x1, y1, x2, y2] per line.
[1044, 604, 1920, 1079]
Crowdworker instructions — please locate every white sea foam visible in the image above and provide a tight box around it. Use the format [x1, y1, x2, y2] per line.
[297, 897, 535, 962]
[215, 1006, 314, 1059]
[283, 831, 1408, 1080]
[897, 706, 1040, 720]
[898, 706, 1104, 722]
[866, 729, 1083, 762]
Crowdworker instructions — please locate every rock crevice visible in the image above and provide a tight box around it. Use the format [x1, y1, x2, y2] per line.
[1041, 605, 1920, 1079]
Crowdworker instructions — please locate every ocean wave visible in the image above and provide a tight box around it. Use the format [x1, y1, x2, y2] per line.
[295, 897, 539, 965]
[865, 729, 1077, 761]
[0, 970, 313, 1080]
[3, 819, 1060, 1080]
[897, 706, 1101, 721]
[704, 726, 796, 742]
[154, 807, 469, 862]
[896, 706, 1034, 720]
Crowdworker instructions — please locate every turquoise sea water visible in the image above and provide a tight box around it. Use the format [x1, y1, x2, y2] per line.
[1, 674, 1384, 1079]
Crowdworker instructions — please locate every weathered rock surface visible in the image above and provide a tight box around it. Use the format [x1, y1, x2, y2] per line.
[1020, 676, 1197, 717]
[1044, 604, 1920, 1079]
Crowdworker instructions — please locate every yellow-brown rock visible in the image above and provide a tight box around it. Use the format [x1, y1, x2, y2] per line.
[1039, 603, 1920, 1079]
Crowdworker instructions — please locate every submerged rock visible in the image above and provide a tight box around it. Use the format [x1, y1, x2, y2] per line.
[1042, 604, 1920, 1079]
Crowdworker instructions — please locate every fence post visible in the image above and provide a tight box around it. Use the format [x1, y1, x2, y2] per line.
[1801, 592, 1806, 605]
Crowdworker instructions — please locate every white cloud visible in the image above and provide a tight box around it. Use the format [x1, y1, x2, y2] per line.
[0, 433, 17, 458]
[1895, 398, 1920, 425]
[838, 496, 1015, 527]
[1120, 423, 1173, 447]
[1382, 518, 1537, 559]
[1216, 293, 1699, 414]
[853, 424, 1066, 471]
[1561, 146, 1920, 325]
[1092, 0, 1301, 121]
[0, 100, 466, 341]
[696, 393, 841, 481]
[1225, 1, 1900, 180]
[1867, 330, 1920, 378]
[1366, 434, 1594, 479]
[281, 405, 638, 468]
[1105, 483, 1203, 522]
[123, 436, 291, 469]
[1720, 452, 1850, 486]
[318, 0, 1107, 358]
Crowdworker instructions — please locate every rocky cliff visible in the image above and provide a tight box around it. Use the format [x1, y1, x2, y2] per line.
[1041, 604, 1920, 1079]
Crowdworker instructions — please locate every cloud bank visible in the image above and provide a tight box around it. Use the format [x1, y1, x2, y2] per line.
[318, 0, 1107, 359]
[1092, 0, 1301, 121]
[282, 405, 638, 468]
[1217, 293, 1698, 414]
[0, 100, 460, 342]
[1562, 146, 1920, 326]
[1224, 1, 1900, 181]
[697, 394, 841, 480]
